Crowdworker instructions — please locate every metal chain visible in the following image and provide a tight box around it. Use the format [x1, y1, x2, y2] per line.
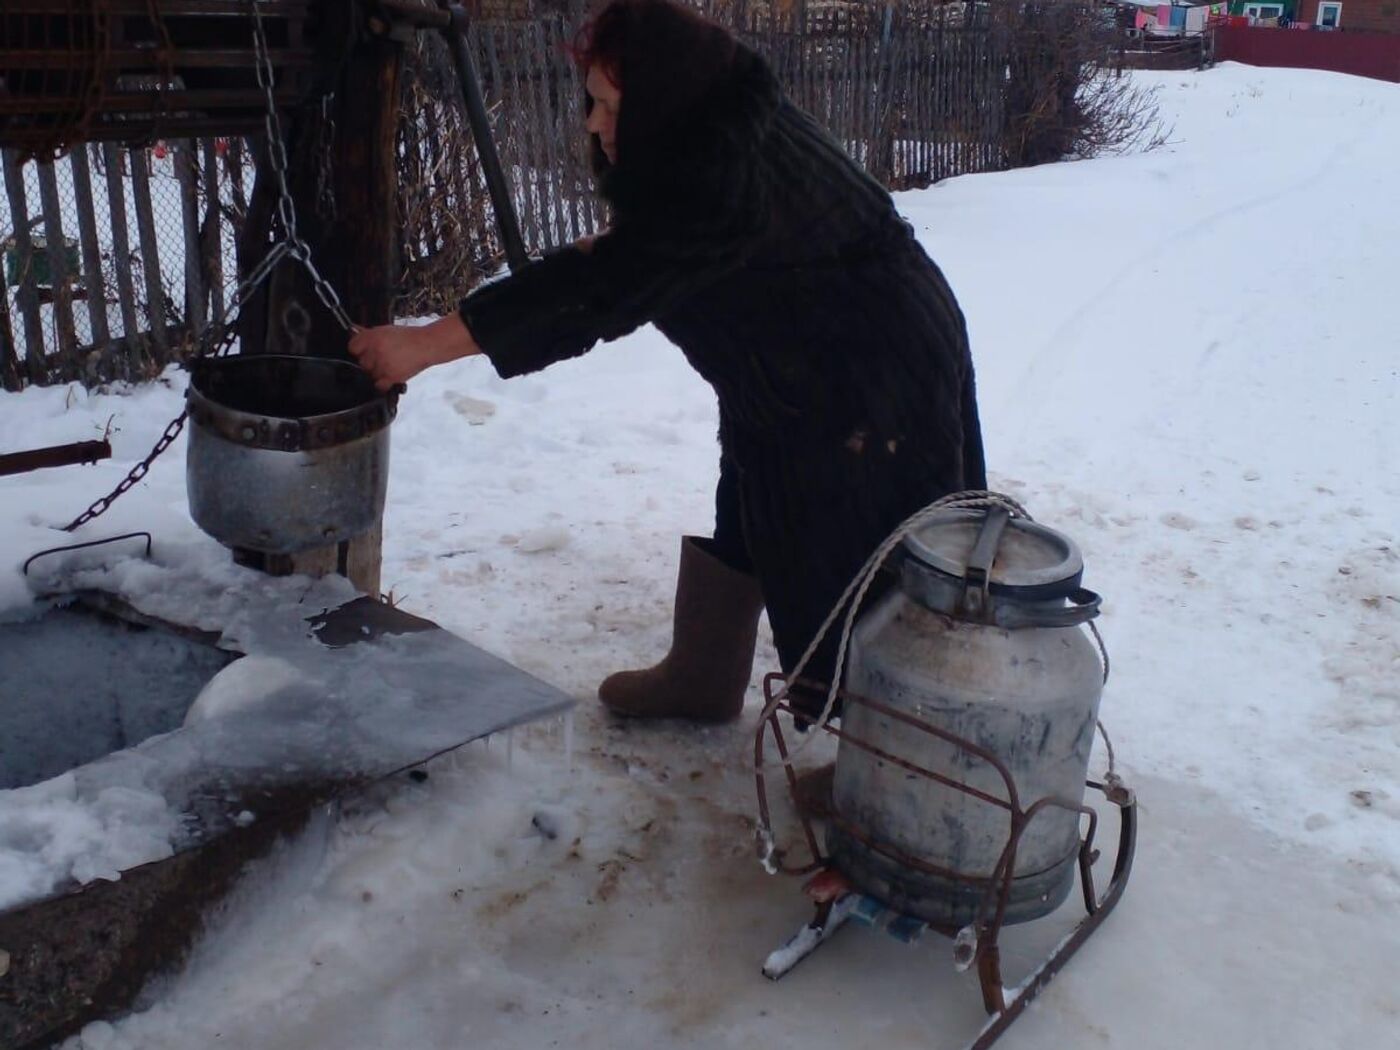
[61, 323, 235, 531]
[249, 0, 355, 332]
[61, 0, 360, 532]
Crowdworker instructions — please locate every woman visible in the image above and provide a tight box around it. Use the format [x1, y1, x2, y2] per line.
[349, 0, 985, 724]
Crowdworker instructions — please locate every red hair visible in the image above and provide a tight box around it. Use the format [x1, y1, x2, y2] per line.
[569, 3, 628, 87]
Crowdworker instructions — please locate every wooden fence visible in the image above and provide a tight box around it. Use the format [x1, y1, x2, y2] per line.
[742, 3, 1005, 186]
[1114, 32, 1213, 72]
[1, 139, 251, 390]
[398, 3, 1007, 315]
[4, 3, 1010, 390]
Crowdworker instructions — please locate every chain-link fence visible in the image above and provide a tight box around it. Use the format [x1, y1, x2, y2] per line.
[1, 138, 254, 391]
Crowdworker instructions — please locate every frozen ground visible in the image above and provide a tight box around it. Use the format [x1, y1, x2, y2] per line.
[0, 64, 1396, 1049]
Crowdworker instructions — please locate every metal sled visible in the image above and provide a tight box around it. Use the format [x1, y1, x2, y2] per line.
[754, 674, 1137, 1050]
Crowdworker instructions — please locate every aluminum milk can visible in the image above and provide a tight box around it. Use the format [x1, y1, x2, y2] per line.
[825, 506, 1105, 926]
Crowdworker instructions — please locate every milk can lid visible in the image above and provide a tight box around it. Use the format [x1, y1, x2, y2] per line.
[902, 508, 1084, 601]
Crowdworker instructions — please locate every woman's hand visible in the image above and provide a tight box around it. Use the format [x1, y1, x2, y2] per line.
[348, 313, 480, 392]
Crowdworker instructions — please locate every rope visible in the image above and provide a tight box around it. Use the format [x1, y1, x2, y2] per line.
[754, 489, 1118, 778]
[1089, 619, 1111, 683]
[751, 489, 1125, 872]
[755, 490, 1031, 769]
[1096, 716, 1118, 780]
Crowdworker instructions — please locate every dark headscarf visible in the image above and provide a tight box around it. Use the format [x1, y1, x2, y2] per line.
[610, 0, 739, 162]
[579, 0, 781, 235]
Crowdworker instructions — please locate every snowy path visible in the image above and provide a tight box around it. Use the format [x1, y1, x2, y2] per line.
[0, 65, 1395, 1049]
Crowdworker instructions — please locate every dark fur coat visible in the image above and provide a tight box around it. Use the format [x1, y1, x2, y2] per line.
[459, 10, 986, 696]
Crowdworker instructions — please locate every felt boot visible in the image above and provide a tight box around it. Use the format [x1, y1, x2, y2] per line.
[599, 536, 764, 722]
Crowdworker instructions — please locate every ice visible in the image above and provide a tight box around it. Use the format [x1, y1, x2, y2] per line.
[756, 823, 780, 876]
[0, 552, 570, 913]
[0, 604, 236, 789]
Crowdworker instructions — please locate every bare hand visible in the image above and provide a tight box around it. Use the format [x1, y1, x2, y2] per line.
[347, 313, 478, 392]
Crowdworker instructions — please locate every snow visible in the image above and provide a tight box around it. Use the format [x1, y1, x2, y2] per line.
[0, 63, 1394, 1048]
[0, 557, 570, 914]
[761, 893, 858, 980]
[0, 774, 180, 910]
[182, 656, 309, 727]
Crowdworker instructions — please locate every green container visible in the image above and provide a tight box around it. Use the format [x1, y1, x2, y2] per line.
[4, 236, 81, 288]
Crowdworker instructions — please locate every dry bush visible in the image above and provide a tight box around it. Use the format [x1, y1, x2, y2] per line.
[1001, 3, 1169, 169]
[395, 32, 503, 320]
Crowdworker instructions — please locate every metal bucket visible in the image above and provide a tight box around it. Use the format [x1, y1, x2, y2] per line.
[185, 355, 396, 555]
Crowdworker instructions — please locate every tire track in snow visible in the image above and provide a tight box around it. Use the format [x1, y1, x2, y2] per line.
[1004, 118, 1376, 421]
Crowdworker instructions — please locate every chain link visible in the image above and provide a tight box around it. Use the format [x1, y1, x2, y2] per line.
[61, 322, 239, 532]
[61, 0, 360, 532]
[250, 1, 355, 332]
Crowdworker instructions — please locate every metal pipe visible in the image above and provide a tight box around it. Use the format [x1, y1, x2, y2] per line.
[0, 439, 111, 478]
[439, 3, 529, 272]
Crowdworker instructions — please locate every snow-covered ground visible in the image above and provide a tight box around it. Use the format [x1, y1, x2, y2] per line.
[1, 63, 1397, 1049]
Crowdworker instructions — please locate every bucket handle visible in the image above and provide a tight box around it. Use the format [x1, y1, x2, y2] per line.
[995, 587, 1102, 629]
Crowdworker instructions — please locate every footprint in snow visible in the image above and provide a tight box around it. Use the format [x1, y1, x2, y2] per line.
[515, 526, 571, 554]
[1160, 512, 1198, 531]
[448, 392, 497, 426]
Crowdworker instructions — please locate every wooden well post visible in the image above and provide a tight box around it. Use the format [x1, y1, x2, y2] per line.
[247, 12, 406, 597]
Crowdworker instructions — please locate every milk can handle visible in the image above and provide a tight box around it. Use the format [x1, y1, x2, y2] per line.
[996, 587, 1102, 629]
[959, 506, 1011, 622]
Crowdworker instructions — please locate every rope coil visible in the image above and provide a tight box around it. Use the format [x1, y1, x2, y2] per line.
[755, 490, 1113, 770]
[757, 491, 1031, 765]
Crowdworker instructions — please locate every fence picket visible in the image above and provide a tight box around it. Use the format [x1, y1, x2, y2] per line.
[202, 140, 225, 325]
[101, 144, 143, 359]
[2, 6, 1014, 389]
[2, 149, 46, 383]
[36, 161, 79, 373]
[69, 145, 111, 349]
[0, 272, 19, 391]
[129, 149, 170, 359]
[176, 140, 206, 335]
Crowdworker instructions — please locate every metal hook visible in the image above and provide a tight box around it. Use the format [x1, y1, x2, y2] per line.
[22, 531, 154, 576]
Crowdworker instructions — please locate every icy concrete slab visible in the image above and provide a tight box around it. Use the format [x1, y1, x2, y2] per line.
[1, 553, 576, 916]
[0, 550, 576, 1049]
